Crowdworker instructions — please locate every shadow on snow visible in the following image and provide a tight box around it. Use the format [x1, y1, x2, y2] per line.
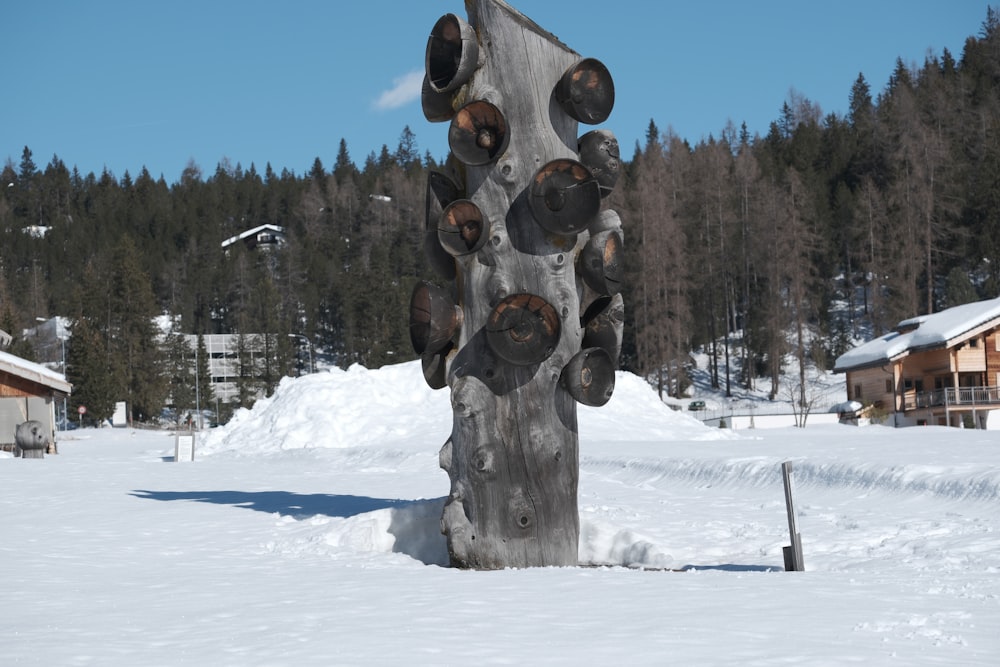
[130, 488, 427, 519]
[129, 489, 450, 566]
[128, 490, 782, 572]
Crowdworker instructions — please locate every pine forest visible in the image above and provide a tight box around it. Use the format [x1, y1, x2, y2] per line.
[3, 10, 1000, 425]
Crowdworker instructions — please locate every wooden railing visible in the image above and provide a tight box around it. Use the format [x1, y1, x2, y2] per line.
[905, 386, 1000, 410]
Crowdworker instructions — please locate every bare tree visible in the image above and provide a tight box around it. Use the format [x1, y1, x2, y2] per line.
[853, 175, 892, 334]
[754, 167, 819, 401]
[696, 134, 740, 397]
[783, 375, 821, 427]
[633, 126, 691, 398]
[733, 139, 761, 390]
[882, 60, 961, 315]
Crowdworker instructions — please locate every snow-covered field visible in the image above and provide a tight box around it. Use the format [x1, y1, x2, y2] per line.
[4, 361, 999, 666]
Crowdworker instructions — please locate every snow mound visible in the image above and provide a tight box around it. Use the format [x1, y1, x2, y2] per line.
[199, 362, 452, 455]
[200, 360, 729, 456]
[579, 370, 739, 443]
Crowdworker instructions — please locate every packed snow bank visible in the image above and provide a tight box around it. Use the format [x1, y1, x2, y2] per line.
[200, 362, 449, 455]
[200, 360, 733, 456]
[579, 369, 738, 442]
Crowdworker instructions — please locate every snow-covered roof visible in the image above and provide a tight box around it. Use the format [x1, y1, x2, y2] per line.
[834, 296, 1000, 373]
[0, 349, 72, 394]
[829, 400, 863, 414]
[221, 224, 286, 249]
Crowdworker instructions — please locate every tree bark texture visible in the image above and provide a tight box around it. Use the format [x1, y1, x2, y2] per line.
[413, 0, 624, 569]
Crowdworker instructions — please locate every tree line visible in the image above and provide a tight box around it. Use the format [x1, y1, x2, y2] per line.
[2, 9, 999, 423]
[620, 9, 1000, 404]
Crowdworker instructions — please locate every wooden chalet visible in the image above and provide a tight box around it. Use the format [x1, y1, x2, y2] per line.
[833, 296, 1000, 428]
[0, 349, 72, 448]
[221, 224, 287, 252]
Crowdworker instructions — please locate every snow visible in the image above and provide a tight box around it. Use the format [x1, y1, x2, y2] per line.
[834, 295, 1000, 370]
[0, 348, 70, 391]
[4, 360, 999, 665]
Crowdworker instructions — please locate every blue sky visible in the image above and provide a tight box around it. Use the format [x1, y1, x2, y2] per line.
[1, 1, 990, 184]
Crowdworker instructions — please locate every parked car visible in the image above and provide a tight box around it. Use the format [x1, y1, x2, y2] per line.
[688, 400, 706, 411]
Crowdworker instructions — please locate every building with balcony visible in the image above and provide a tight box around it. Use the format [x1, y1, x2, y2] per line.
[183, 333, 264, 404]
[833, 296, 1000, 428]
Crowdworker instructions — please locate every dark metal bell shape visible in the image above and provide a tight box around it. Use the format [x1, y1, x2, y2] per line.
[485, 293, 561, 366]
[578, 129, 620, 197]
[579, 229, 623, 295]
[439, 199, 490, 256]
[424, 171, 461, 278]
[422, 74, 455, 123]
[448, 101, 509, 166]
[421, 342, 453, 390]
[428, 170, 462, 208]
[424, 228, 456, 280]
[409, 281, 461, 356]
[555, 58, 615, 125]
[424, 171, 461, 279]
[426, 14, 479, 94]
[528, 159, 601, 236]
[561, 347, 615, 407]
[581, 293, 624, 362]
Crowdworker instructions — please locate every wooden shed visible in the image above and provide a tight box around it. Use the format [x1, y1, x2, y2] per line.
[0, 349, 71, 450]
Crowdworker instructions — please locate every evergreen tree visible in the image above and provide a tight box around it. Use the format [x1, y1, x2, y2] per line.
[109, 236, 168, 422]
[309, 157, 326, 187]
[333, 138, 355, 185]
[232, 333, 266, 409]
[394, 125, 420, 171]
[164, 332, 196, 427]
[65, 317, 117, 424]
[196, 333, 214, 417]
[943, 266, 978, 307]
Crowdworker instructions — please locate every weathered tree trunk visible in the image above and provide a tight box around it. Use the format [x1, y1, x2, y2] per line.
[412, 0, 623, 569]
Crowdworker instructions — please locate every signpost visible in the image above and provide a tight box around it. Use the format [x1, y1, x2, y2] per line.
[77, 405, 86, 429]
[782, 461, 805, 572]
[175, 432, 195, 462]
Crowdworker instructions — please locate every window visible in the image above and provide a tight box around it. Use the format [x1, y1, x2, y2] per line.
[853, 384, 862, 400]
[885, 379, 893, 393]
[970, 338, 979, 348]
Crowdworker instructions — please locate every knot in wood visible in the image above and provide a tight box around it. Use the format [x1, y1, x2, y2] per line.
[476, 128, 495, 150]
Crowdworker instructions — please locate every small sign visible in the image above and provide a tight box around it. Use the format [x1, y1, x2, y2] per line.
[175, 433, 195, 462]
[77, 405, 87, 415]
[111, 401, 127, 427]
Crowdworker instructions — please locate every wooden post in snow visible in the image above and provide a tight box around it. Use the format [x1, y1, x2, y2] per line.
[412, 0, 624, 569]
[781, 461, 805, 572]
